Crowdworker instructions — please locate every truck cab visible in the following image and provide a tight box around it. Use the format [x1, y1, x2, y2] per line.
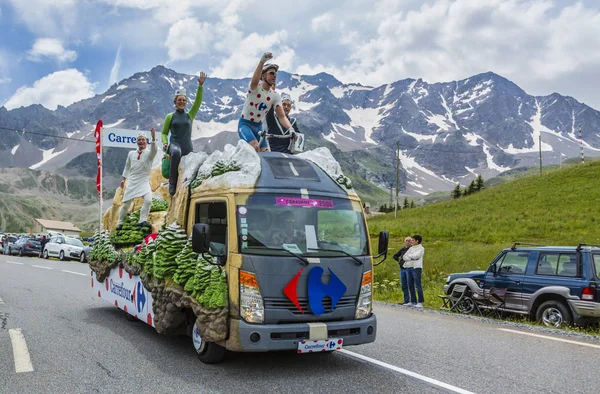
[187, 152, 386, 356]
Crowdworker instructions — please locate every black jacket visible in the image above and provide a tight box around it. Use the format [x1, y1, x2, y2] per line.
[265, 107, 300, 153]
[393, 246, 410, 268]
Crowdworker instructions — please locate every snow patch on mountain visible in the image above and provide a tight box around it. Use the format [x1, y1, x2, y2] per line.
[343, 107, 380, 144]
[463, 132, 481, 146]
[192, 119, 238, 139]
[101, 94, 116, 103]
[504, 100, 553, 154]
[11, 145, 19, 155]
[30, 147, 68, 170]
[117, 85, 127, 90]
[403, 127, 436, 142]
[104, 118, 126, 128]
[482, 144, 510, 172]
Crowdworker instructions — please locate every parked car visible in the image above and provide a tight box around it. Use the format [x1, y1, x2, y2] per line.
[43, 235, 85, 261]
[443, 243, 600, 328]
[9, 237, 41, 257]
[2, 235, 18, 255]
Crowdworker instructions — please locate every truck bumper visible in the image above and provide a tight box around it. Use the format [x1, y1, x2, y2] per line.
[227, 315, 377, 352]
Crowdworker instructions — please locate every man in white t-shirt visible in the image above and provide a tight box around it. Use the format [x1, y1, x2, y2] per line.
[238, 52, 294, 152]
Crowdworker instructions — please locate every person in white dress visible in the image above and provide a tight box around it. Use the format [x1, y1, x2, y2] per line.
[116, 128, 157, 230]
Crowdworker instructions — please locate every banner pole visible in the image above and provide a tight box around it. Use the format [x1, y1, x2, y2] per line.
[99, 126, 103, 231]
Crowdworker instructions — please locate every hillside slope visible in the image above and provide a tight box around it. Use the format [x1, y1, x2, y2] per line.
[0, 168, 100, 232]
[368, 161, 600, 305]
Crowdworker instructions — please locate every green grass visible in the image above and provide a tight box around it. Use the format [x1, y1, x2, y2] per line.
[367, 160, 600, 311]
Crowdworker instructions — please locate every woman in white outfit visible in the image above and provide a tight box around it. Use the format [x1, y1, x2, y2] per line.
[116, 128, 157, 230]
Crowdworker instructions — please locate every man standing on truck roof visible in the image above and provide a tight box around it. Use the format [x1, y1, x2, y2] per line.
[393, 236, 413, 306]
[265, 92, 301, 154]
[116, 128, 157, 231]
[237, 52, 294, 152]
[403, 234, 425, 308]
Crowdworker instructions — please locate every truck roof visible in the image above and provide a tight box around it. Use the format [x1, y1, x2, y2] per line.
[255, 152, 352, 198]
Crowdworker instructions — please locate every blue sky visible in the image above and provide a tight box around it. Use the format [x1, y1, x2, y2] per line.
[1, 0, 600, 110]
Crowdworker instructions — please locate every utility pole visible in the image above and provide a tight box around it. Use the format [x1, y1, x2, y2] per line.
[579, 124, 584, 164]
[539, 134, 542, 175]
[395, 141, 400, 218]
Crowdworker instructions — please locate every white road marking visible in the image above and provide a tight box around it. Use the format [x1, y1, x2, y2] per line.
[32, 265, 53, 270]
[339, 349, 475, 394]
[498, 328, 600, 349]
[62, 270, 87, 276]
[5, 261, 24, 265]
[9, 329, 34, 373]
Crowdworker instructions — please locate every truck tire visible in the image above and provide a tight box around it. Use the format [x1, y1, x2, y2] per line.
[192, 322, 226, 364]
[536, 300, 572, 327]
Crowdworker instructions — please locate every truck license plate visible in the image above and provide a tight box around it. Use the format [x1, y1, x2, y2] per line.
[297, 338, 343, 353]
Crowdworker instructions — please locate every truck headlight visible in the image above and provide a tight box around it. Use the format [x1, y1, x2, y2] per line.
[240, 271, 264, 323]
[355, 271, 372, 319]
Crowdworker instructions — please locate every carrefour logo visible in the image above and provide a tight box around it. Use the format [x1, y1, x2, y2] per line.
[136, 282, 146, 313]
[283, 266, 346, 315]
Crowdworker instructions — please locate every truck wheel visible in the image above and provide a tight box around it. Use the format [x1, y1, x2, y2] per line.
[192, 322, 226, 364]
[536, 300, 572, 327]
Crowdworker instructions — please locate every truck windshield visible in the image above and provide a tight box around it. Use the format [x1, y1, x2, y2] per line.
[237, 194, 368, 257]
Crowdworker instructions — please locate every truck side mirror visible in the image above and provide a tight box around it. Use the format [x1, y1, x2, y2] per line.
[373, 230, 389, 266]
[491, 263, 497, 276]
[192, 224, 210, 254]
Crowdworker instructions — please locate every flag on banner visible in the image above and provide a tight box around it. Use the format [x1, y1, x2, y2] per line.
[94, 120, 103, 197]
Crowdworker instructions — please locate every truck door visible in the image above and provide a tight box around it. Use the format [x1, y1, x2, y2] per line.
[484, 250, 530, 311]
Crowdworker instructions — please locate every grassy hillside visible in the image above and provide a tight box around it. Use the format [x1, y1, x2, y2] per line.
[367, 160, 600, 306]
[0, 168, 100, 233]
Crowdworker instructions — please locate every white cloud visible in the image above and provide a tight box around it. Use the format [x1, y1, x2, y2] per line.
[7, 0, 77, 36]
[297, 0, 600, 92]
[211, 30, 296, 79]
[27, 38, 77, 63]
[109, 45, 122, 86]
[89, 32, 101, 45]
[5, 69, 97, 110]
[0, 78, 11, 84]
[311, 13, 332, 32]
[165, 18, 213, 62]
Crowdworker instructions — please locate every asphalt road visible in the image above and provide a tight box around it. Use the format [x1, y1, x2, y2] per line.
[2, 253, 600, 393]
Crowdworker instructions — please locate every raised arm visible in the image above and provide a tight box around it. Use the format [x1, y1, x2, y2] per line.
[149, 128, 157, 160]
[188, 72, 206, 120]
[250, 52, 272, 91]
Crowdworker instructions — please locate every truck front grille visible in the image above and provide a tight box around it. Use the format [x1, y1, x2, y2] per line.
[263, 296, 356, 315]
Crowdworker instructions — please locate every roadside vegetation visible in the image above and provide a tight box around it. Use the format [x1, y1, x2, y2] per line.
[367, 159, 600, 320]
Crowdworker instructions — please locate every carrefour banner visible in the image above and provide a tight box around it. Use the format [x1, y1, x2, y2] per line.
[102, 127, 154, 148]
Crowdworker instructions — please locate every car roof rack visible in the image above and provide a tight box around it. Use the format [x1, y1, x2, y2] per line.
[511, 242, 545, 250]
[576, 243, 600, 251]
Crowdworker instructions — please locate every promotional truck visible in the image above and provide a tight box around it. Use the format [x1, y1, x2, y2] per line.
[89, 141, 389, 363]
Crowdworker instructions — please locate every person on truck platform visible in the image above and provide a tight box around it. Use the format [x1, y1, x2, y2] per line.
[237, 52, 294, 152]
[265, 92, 301, 154]
[162, 72, 207, 195]
[116, 129, 157, 230]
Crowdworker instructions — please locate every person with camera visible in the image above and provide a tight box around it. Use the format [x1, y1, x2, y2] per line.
[393, 236, 413, 305]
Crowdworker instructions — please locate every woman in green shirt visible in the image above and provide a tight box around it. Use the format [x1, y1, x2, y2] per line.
[161, 72, 206, 195]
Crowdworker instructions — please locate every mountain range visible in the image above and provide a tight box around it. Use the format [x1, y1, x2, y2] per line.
[1, 66, 600, 201]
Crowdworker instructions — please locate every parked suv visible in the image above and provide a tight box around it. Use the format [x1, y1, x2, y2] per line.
[443, 243, 600, 327]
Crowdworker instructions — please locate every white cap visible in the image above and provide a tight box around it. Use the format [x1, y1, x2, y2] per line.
[281, 92, 293, 104]
[137, 131, 148, 140]
[174, 87, 186, 97]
